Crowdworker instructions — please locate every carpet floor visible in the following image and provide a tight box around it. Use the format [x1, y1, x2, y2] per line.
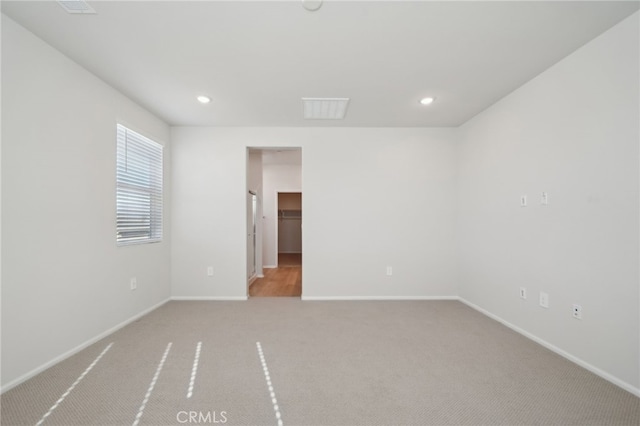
[1, 299, 639, 425]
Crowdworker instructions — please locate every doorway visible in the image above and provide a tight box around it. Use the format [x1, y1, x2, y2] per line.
[277, 192, 302, 267]
[246, 147, 302, 297]
[249, 191, 302, 297]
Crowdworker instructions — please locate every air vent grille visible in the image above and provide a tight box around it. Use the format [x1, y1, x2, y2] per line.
[302, 98, 350, 120]
[57, 0, 96, 14]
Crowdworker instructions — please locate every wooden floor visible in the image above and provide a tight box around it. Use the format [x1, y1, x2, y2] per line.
[277, 253, 301, 266]
[249, 253, 302, 297]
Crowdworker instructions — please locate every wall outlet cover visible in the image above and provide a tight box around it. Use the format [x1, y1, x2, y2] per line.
[572, 304, 582, 319]
[539, 291, 549, 308]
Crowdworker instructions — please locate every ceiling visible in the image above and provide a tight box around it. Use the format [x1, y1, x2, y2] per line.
[2, 1, 638, 127]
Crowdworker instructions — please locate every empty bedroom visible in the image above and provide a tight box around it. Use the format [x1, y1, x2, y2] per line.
[1, 1, 639, 425]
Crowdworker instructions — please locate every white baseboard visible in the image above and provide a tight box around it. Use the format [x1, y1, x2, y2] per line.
[1, 298, 170, 394]
[301, 295, 458, 301]
[171, 296, 248, 301]
[263, 265, 276, 269]
[458, 297, 640, 398]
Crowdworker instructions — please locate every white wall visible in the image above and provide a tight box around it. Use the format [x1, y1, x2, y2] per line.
[171, 127, 457, 300]
[1, 16, 172, 390]
[457, 12, 639, 391]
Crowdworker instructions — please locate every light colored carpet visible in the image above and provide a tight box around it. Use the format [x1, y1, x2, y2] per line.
[1, 300, 639, 425]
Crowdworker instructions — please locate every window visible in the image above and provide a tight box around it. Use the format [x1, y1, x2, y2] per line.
[116, 124, 163, 245]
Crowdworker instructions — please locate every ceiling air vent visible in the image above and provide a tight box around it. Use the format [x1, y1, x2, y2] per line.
[57, 0, 96, 14]
[302, 98, 350, 120]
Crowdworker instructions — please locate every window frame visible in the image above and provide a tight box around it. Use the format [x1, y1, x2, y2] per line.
[116, 124, 163, 246]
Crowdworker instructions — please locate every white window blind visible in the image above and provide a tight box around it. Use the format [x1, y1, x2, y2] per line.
[116, 124, 163, 245]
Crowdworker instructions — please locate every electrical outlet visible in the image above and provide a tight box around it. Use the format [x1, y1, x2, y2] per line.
[541, 192, 549, 205]
[207, 266, 214, 277]
[572, 304, 582, 319]
[539, 292, 549, 308]
[386, 266, 393, 276]
[130, 277, 137, 291]
[519, 287, 527, 299]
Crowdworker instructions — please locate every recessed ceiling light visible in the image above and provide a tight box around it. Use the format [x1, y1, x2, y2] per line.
[302, 0, 323, 12]
[420, 97, 435, 105]
[197, 95, 211, 104]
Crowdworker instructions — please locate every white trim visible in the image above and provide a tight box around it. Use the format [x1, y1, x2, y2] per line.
[459, 297, 640, 398]
[1, 298, 170, 394]
[263, 265, 277, 269]
[301, 296, 458, 301]
[171, 296, 248, 301]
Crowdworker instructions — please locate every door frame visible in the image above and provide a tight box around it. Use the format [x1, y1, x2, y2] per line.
[245, 146, 302, 296]
[275, 190, 303, 267]
[247, 191, 258, 286]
